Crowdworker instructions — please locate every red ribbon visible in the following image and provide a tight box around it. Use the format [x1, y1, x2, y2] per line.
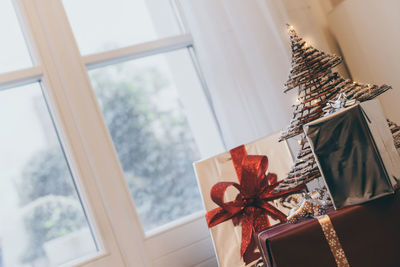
[206, 145, 305, 264]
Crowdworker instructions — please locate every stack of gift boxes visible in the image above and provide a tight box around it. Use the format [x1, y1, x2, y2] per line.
[194, 25, 400, 267]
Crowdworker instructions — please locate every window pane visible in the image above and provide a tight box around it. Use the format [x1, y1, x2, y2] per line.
[63, 0, 181, 55]
[89, 50, 203, 232]
[0, 83, 97, 267]
[0, 0, 33, 73]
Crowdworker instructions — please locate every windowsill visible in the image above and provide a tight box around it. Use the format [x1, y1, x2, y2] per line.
[145, 210, 206, 239]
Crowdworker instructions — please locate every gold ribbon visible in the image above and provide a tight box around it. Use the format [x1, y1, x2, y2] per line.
[318, 215, 350, 267]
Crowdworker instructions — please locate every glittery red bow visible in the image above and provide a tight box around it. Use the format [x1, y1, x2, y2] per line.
[206, 145, 305, 264]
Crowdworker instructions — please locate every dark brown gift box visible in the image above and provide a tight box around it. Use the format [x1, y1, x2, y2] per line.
[256, 191, 400, 267]
[304, 99, 400, 209]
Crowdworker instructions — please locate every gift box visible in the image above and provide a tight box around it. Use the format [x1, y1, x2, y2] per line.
[304, 99, 400, 209]
[256, 190, 400, 267]
[194, 132, 298, 267]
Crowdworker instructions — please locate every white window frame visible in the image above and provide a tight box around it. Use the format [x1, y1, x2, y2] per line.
[3, 0, 224, 266]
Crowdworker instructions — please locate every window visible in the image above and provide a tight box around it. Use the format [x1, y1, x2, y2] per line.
[0, 83, 97, 267]
[63, 0, 224, 235]
[2, 0, 223, 266]
[63, 0, 181, 55]
[0, 0, 32, 73]
[89, 50, 204, 232]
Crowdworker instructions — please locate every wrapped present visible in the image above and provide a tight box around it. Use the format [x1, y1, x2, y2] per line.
[256, 191, 400, 267]
[304, 99, 400, 209]
[194, 132, 305, 267]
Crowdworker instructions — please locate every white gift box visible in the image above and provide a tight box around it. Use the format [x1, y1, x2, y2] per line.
[194, 132, 294, 267]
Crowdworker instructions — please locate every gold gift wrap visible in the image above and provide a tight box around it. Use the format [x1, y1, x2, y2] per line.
[304, 99, 400, 209]
[194, 132, 294, 267]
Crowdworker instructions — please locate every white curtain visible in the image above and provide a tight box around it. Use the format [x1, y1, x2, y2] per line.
[178, 0, 298, 148]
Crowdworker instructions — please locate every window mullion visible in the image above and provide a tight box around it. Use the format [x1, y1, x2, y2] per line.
[0, 66, 42, 90]
[83, 34, 193, 69]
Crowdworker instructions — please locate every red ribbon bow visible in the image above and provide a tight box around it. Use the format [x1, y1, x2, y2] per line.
[206, 145, 305, 264]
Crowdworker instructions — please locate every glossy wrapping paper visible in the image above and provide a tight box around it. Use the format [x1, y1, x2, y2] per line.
[194, 132, 294, 267]
[256, 191, 400, 267]
[304, 99, 400, 209]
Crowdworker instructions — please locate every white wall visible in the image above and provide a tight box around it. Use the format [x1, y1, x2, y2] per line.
[328, 0, 400, 123]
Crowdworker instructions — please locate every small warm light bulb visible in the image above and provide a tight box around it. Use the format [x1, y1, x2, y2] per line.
[296, 98, 300, 103]
[298, 139, 302, 145]
[289, 25, 294, 31]
[353, 81, 356, 84]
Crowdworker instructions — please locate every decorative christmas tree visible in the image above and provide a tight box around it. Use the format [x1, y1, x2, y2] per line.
[279, 25, 342, 141]
[276, 25, 392, 191]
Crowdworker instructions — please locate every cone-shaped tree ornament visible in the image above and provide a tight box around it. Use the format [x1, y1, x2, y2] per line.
[276, 25, 392, 192]
[279, 25, 391, 141]
[279, 25, 342, 141]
